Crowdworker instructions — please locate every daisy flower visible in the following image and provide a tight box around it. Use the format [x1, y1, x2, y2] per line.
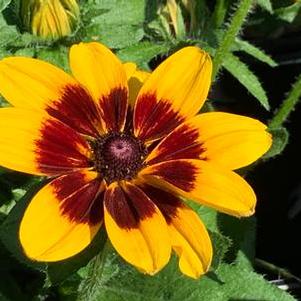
[0, 42, 272, 278]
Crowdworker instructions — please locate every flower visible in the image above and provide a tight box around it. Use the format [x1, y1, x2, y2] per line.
[21, 0, 80, 39]
[0, 42, 272, 279]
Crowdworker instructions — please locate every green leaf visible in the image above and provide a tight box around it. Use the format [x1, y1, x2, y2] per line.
[81, 0, 145, 49]
[0, 0, 11, 12]
[35, 46, 70, 71]
[0, 273, 27, 301]
[77, 231, 230, 301]
[212, 0, 254, 78]
[46, 229, 107, 286]
[223, 53, 270, 110]
[264, 127, 289, 159]
[210, 231, 231, 270]
[0, 24, 20, 49]
[256, 0, 273, 13]
[217, 214, 256, 270]
[274, 2, 301, 23]
[117, 42, 170, 69]
[85, 24, 144, 49]
[77, 247, 294, 301]
[235, 38, 277, 67]
[0, 182, 47, 271]
[198, 264, 296, 301]
[174, 3, 186, 40]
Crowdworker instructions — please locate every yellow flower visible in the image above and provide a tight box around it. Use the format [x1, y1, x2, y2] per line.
[21, 0, 80, 39]
[0, 42, 272, 278]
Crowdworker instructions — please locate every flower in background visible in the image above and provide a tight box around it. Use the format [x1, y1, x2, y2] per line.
[0, 42, 271, 278]
[157, 0, 198, 38]
[21, 0, 80, 39]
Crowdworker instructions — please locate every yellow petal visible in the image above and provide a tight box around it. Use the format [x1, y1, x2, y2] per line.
[104, 183, 171, 274]
[0, 108, 91, 176]
[140, 159, 256, 217]
[147, 112, 272, 170]
[134, 46, 212, 142]
[0, 56, 76, 109]
[19, 171, 103, 261]
[169, 205, 212, 279]
[140, 184, 212, 278]
[129, 70, 150, 107]
[69, 42, 128, 132]
[123, 62, 137, 80]
[0, 56, 102, 136]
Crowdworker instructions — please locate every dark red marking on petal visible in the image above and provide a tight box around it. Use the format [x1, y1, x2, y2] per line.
[99, 87, 128, 132]
[149, 161, 198, 192]
[104, 184, 156, 229]
[88, 190, 104, 225]
[124, 106, 134, 132]
[140, 184, 183, 224]
[124, 184, 156, 220]
[147, 124, 205, 165]
[46, 84, 102, 137]
[52, 173, 103, 225]
[35, 118, 91, 175]
[134, 93, 184, 142]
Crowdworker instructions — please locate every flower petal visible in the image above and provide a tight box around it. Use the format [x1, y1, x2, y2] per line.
[140, 159, 256, 217]
[19, 170, 104, 261]
[0, 108, 91, 176]
[128, 68, 150, 107]
[134, 46, 212, 142]
[146, 112, 271, 169]
[141, 185, 212, 278]
[104, 182, 171, 274]
[0, 57, 101, 137]
[70, 42, 128, 132]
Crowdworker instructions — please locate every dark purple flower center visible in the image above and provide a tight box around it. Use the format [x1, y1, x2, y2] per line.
[91, 132, 147, 184]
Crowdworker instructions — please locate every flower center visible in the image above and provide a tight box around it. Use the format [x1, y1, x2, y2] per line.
[91, 132, 148, 184]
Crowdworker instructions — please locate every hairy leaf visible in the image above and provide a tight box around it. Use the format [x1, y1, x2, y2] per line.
[0, 0, 11, 12]
[256, 0, 273, 13]
[264, 127, 289, 159]
[223, 53, 270, 110]
[235, 38, 277, 67]
[117, 42, 170, 69]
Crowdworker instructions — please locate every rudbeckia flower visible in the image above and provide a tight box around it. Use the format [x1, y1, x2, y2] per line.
[21, 0, 80, 39]
[0, 42, 272, 279]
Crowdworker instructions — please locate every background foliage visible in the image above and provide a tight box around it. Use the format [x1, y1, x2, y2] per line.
[1, 0, 301, 300]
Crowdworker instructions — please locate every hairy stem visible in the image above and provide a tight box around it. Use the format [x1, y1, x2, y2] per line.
[212, 0, 253, 79]
[269, 73, 301, 129]
[211, 0, 230, 29]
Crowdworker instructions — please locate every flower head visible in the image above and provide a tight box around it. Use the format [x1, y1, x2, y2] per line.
[0, 42, 272, 278]
[21, 0, 80, 39]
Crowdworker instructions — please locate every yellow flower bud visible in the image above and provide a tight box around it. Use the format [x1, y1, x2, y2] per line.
[21, 0, 80, 39]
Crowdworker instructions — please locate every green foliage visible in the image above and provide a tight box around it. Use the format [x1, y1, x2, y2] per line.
[234, 38, 277, 67]
[0, 0, 11, 12]
[223, 53, 270, 110]
[274, 1, 301, 23]
[256, 0, 273, 13]
[76, 250, 294, 301]
[79, 0, 145, 49]
[117, 42, 170, 69]
[212, 0, 254, 78]
[264, 127, 289, 159]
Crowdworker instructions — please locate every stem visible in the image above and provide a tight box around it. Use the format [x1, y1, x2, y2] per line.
[269, 73, 301, 129]
[255, 258, 301, 283]
[211, 0, 230, 29]
[212, 0, 253, 79]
